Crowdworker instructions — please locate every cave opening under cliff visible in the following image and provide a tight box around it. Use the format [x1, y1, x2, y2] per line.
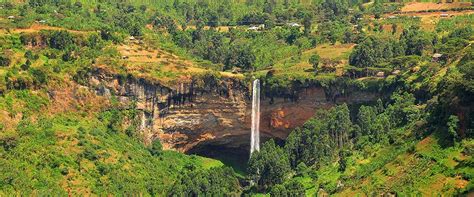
[186, 135, 284, 175]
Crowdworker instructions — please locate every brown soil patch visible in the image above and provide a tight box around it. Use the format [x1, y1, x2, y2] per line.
[47, 80, 109, 116]
[10, 24, 90, 34]
[401, 2, 472, 12]
[396, 10, 474, 18]
[304, 43, 355, 60]
[454, 176, 469, 189]
[115, 43, 241, 84]
[183, 25, 232, 32]
[416, 136, 434, 152]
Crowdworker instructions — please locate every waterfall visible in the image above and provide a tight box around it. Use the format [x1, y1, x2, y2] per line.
[250, 79, 260, 154]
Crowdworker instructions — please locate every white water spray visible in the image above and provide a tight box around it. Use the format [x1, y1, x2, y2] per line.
[250, 79, 260, 154]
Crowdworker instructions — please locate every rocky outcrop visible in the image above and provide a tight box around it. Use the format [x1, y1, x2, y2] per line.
[89, 70, 382, 152]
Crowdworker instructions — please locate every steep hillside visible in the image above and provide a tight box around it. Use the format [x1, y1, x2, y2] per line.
[0, 0, 473, 196]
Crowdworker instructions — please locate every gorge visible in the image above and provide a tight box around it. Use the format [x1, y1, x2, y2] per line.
[88, 69, 385, 165]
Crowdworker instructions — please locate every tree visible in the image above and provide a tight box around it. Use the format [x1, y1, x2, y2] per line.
[286, 27, 301, 45]
[139, 5, 147, 12]
[349, 36, 400, 68]
[207, 10, 219, 27]
[21, 59, 31, 70]
[62, 48, 77, 62]
[392, 24, 398, 35]
[114, 12, 145, 36]
[0, 55, 11, 67]
[48, 30, 75, 50]
[285, 115, 334, 168]
[30, 67, 49, 87]
[284, 0, 290, 8]
[356, 102, 393, 146]
[87, 33, 103, 49]
[284, 180, 305, 196]
[309, 54, 321, 73]
[327, 104, 352, 149]
[248, 139, 290, 191]
[296, 162, 309, 176]
[400, 26, 433, 56]
[172, 31, 192, 48]
[264, 14, 275, 30]
[343, 30, 353, 44]
[269, 184, 286, 196]
[225, 42, 255, 71]
[447, 115, 460, 142]
[357, 106, 377, 136]
[270, 180, 305, 196]
[303, 15, 312, 36]
[263, 0, 276, 14]
[321, 0, 349, 19]
[458, 49, 474, 93]
[169, 167, 240, 195]
[24, 50, 38, 60]
[148, 139, 163, 156]
[390, 92, 418, 122]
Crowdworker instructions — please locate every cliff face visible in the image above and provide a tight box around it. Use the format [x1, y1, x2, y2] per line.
[89, 71, 381, 152]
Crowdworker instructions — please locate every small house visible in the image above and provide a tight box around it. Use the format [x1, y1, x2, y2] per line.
[129, 36, 135, 40]
[122, 56, 129, 59]
[231, 67, 242, 74]
[391, 70, 401, 75]
[287, 22, 301, 27]
[432, 53, 444, 62]
[7, 16, 15, 19]
[388, 15, 397, 19]
[376, 71, 385, 78]
[248, 26, 259, 31]
[440, 13, 449, 18]
[247, 24, 264, 31]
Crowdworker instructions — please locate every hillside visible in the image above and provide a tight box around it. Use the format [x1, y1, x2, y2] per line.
[0, 0, 473, 196]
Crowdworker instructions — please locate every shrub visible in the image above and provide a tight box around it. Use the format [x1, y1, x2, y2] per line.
[21, 60, 31, 71]
[48, 31, 75, 50]
[0, 55, 10, 67]
[29, 67, 49, 87]
[24, 50, 38, 60]
[149, 139, 163, 156]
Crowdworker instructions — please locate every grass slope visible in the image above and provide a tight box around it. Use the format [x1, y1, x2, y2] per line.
[0, 89, 223, 195]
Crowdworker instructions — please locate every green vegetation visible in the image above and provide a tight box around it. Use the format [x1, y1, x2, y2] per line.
[0, 0, 473, 195]
[0, 90, 229, 195]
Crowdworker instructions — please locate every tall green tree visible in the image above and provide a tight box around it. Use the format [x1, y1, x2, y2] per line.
[248, 139, 291, 191]
[303, 15, 312, 36]
[309, 54, 320, 74]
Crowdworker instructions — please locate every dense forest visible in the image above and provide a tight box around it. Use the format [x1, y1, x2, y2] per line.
[0, 0, 473, 196]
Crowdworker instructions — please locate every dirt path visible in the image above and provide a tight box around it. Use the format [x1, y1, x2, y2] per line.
[400, 2, 472, 13]
[392, 10, 474, 18]
[6, 24, 91, 34]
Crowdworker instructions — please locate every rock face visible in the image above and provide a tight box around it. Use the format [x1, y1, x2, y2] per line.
[90, 71, 381, 152]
